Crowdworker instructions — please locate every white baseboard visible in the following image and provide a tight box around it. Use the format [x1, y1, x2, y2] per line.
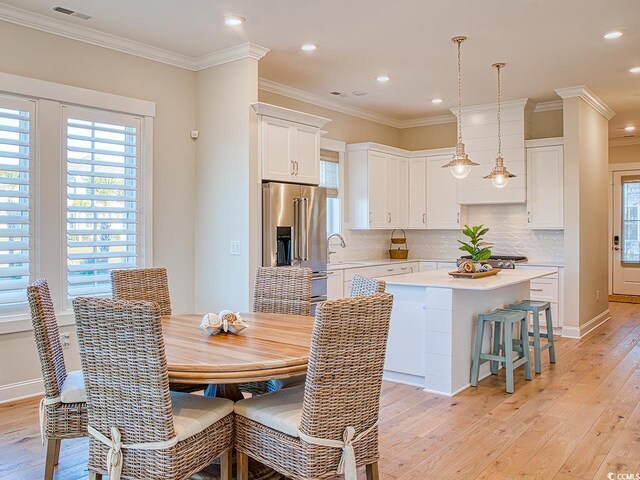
[0, 378, 43, 404]
[562, 309, 610, 339]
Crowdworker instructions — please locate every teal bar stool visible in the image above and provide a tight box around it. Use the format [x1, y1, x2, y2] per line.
[471, 308, 532, 394]
[508, 300, 557, 374]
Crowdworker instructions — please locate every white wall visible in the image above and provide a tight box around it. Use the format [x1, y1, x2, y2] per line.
[0, 21, 197, 397]
[195, 59, 260, 312]
[562, 95, 610, 335]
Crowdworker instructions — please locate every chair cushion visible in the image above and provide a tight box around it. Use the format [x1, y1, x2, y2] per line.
[234, 385, 304, 438]
[171, 392, 234, 441]
[60, 370, 87, 404]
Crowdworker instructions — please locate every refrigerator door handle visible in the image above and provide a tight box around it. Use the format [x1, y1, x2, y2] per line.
[298, 197, 309, 261]
[293, 198, 300, 261]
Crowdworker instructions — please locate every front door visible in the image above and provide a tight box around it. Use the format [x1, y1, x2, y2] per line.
[613, 171, 640, 295]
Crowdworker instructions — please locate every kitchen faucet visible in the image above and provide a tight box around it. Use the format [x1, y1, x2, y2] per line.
[327, 233, 347, 264]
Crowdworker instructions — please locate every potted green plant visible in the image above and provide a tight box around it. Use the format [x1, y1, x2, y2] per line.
[458, 225, 493, 265]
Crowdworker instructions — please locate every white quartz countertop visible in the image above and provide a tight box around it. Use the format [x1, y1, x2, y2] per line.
[327, 258, 563, 270]
[381, 268, 557, 291]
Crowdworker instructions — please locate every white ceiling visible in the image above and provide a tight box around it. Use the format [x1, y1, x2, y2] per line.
[1, 0, 639, 138]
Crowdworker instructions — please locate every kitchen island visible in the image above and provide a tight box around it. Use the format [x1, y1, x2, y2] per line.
[380, 268, 556, 396]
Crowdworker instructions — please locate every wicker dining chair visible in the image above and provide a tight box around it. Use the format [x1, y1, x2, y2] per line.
[111, 267, 172, 315]
[111, 267, 205, 394]
[73, 297, 234, 480]
[241, 266, 313, 396]
[27, 279, 88, 480]
[234, 293, 394, 480]
[350, 275, 386, 297]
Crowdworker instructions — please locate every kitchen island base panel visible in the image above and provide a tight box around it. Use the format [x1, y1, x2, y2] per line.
[383, 281, 531, 396]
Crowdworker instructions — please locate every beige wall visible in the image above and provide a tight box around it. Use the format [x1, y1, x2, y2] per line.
[562, 96, 610, 334]
[400, 123, 457, 150]
[609, 144, 640, 164]
[258, 90, 401, 146]
[532, 110, 564, 139]
[195, 59, 259, 313]
[0, 21, 196, 391]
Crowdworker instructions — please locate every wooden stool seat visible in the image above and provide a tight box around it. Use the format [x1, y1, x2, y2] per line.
[471, 308, 532, 394]
[509, 300, 557, 374]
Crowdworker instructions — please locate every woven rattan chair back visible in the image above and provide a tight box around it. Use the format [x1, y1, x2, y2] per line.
[73, 297, 176, 446]
[111, 267, 172, 316]
[350, 275, 386, 297]
[27, 279, 67, 399]
[300, 293, 393, 441]
[253, 266, 312, 316]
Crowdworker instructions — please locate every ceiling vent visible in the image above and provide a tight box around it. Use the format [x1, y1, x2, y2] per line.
[53, 6, 93, 20]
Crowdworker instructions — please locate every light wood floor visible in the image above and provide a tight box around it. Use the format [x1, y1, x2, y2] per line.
[2, 302, 640, 479]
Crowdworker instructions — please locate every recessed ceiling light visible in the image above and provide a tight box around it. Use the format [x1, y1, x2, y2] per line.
[625, 126, 637, 132]
[431, 98, 443, 104]
[630, 67, 640, 73]
[224, 15, 245, 26]
[604, 31, 623, 39]
[376, 75, 390, 82]
[352, 91, 368, 96]
[301, 44, 317, 51]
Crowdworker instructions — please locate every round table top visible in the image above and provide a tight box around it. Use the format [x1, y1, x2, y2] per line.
[162, 312, 315, 384]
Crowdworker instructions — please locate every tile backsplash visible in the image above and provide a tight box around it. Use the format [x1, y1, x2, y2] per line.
[330, 204, 564, 264]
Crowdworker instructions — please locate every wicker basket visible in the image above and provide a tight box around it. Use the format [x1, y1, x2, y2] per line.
[389, 229, 409, 259]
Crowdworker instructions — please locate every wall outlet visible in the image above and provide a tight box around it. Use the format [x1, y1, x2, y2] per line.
[230, 241, 241, 256]
[61, 333, 71, 349]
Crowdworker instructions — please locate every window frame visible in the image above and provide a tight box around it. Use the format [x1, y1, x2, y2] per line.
[0, 95, 36, 317]
[319, 139, 346, 237]
[0, 72, 154, 334]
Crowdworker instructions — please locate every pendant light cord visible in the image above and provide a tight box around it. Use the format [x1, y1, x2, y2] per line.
[496, 64, 501, 157]
[457, 39, 463, 145]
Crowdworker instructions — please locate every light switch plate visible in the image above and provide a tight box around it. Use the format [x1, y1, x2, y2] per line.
[230, 241, 241, 256]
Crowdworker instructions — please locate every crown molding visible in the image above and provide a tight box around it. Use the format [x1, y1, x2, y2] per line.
[251, 102, 330, 128]
[534, 100, 563, 112]
[258, 78, 402, 128]
[0, 2, 195, 69]
[554, 85, 615, 120]
[450, 98, 534, 116]
[397, 115, 456, 128]
[609, 136, 640, 147]
[0, 3, 269, 71]
[193, 43, 270, 71]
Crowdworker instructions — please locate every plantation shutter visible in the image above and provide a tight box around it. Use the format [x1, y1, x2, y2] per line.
[65, 108, 141, 297]
[0, 97, 34, 313]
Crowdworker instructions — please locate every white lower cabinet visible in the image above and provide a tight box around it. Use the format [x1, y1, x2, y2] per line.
[326, 269, 344, 300]
[335, 262, 420, 299]
[519, 266, 563, 329]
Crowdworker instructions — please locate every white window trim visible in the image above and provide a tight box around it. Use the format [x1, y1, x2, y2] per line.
[0, 73, 154, 334]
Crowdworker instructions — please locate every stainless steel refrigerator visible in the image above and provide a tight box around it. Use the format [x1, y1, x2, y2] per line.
[262, 182, 327, 311]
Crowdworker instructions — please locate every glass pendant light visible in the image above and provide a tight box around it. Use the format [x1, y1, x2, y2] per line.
[442, 36, 478, 179]
[484, 62, 516, 188]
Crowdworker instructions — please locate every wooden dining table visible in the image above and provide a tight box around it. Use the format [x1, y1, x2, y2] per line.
[162, 312, 315, 401]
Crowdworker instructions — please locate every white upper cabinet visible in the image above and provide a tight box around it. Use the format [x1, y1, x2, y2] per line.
[292, 123, 320, 184]
[252, 103, 330, 185]
[526, 140, 564, 229]
[347, 146, 409, 229]
[425, 155, 467, 229]
[408, 157, 427, 228]
[261, 117, 294, 182]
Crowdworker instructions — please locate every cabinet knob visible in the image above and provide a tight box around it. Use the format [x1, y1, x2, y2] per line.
[369, 211, 372, 224]
[527, 211, 531, 223]
[423, 212, 426, 224]
[291, 161, 295, 175]
[457, 212, 460, 224]
[387, 212, 391, 223]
